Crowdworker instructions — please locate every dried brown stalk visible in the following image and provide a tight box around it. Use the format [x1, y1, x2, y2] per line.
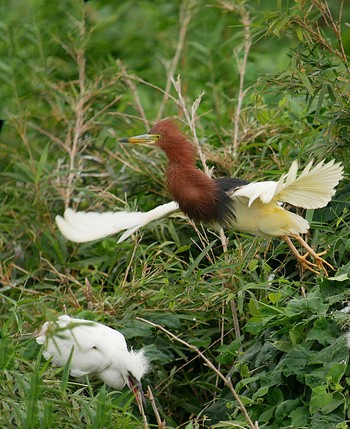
[147, 386, 166, 429]
[157, 0, 196, 121]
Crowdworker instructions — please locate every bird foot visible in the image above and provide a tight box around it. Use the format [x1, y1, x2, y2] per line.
[283, 236, 335, 276]
[296, 250, 334, 277]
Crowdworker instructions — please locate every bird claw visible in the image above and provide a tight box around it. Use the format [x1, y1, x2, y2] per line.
[283, 236, 335, 277]
[297, 250, 334, 277]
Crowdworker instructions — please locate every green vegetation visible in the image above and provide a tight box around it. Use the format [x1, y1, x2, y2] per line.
[1, 1, 349, 428]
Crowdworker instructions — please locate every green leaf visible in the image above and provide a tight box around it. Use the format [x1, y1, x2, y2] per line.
[184, 241, 216, 277]
[285, 295, 328, 317]
[310, 386, 344, 415]
[327, 361, 348, 387]
[275, 399, 300, 422]
[290, 406, 309, 427]
[309, 385, 333, 414]
[297, 71, 315, 95]
[34, 143, 49, 185]
[306, 318, 339, 346]
[215, 340, 241, 364]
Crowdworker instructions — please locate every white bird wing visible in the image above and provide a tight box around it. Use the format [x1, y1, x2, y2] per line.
[55, 201, 180, 243]
[232, 181, 280, 207]
[276, 159, 344, 208]
[232, 160, 343, 209]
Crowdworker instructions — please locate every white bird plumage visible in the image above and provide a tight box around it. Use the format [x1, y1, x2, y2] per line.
[230, 159, 343, 237]
[233, 159, 343, 210]
[36, 315, 149, 393]
[55, 201, 179, 244]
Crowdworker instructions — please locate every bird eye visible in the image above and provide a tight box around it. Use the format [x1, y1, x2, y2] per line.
[154, 134, 162, 140]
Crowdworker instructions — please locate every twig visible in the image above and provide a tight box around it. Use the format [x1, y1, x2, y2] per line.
[123, 75, 151, 130]
[139, 402, 149, 429]
[172, 76, 210, 175]
[313, 0, 349, 73]
[157, 0, 195, 121]
[147, 386, 166, 429]
[220, 2, 252, 156]
[137, 317, 259, 429]
[155, 326, 235, 392]
[294, 1, 349, 73]
[230, 296, 242, 343]
[120, 235, 141, 289]
[219, 228, 229, 253]
[65, 13, 87, 207]
[218, 228, 242, 347]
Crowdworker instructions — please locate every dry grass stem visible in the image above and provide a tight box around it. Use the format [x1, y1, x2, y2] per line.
[313, 0, 349, 73]
[230, 296, 242, 344]
[157, 0, 196, 121]
[123, 75, 151, 130]
[172, 76, 210, 175]
[220, 2, 252, 156]
[147, 386, 166, 429]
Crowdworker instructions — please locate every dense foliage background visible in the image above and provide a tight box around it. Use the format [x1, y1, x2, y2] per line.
[1, 1, 350, 428]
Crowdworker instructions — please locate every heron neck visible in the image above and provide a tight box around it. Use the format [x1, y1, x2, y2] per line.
[158, 137, 196, 166]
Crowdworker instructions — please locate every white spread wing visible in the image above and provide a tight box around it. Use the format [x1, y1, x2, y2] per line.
[276, 159, 343, 208]
[232, 181, 280, 206]
[55, 202, 180, 243]
[232, 160, 343, 209]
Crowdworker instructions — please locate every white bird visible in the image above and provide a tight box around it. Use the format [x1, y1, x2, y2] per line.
[36, 315, 149, 411]
[55, 201, 179, 243]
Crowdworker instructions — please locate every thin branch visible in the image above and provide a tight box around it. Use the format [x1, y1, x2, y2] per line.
[147, 386, 166, 429]
[217, 227, 242, 345]
[295, 0, 349, 73]
[230, 296, 242, 344]
[319, 0, 349, 73]
[155, 327, 236, 393]
[172, 76, 210, 176]
[139, 400, 150, 429]
[120, 72, 180, 106]
[65, 15, 87, 207]
[123, 75, 150, 130]
[227, 3, 252, 156]
[137, 317, 259, 429]
[157, 0, 195, 121]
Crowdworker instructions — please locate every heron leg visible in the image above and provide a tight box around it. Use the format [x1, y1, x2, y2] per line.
[283, 235, 334, 276]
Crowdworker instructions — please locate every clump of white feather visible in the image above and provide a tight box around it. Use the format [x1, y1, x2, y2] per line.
[234, 159, 344, 209]
[36, 315, 149, 389]
[55, 201, 179, 243]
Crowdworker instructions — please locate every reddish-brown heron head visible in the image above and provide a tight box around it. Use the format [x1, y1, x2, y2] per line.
[119, 118, 180, 146]
[119, 118, 196, 163]
[119, 118, 228, 223]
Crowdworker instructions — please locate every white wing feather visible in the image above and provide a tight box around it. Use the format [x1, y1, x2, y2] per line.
[233, 159, 343, 209]
[55, 202, 180, 243]
[277, 159, 343, 208]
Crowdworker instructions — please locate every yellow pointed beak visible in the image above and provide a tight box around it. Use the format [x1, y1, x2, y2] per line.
[119, 133, 158, 145]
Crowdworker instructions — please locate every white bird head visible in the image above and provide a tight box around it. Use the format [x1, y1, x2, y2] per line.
[36, 315, 150, 410]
